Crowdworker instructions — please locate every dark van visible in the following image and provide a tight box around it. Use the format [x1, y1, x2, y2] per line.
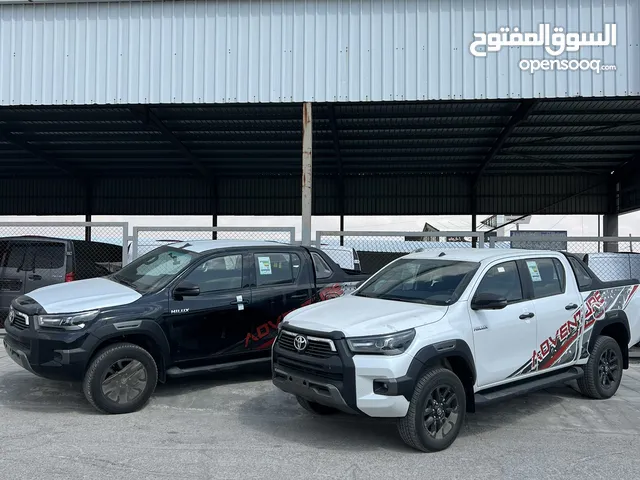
[0, 236, 123, 326]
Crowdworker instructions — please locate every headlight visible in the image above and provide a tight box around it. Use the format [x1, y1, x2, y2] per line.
[36, 310, 100, 330]
[346, 329, 416, 355]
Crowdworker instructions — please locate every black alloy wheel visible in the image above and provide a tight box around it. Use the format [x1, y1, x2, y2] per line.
[598, 347, 620, 391]
[423, 385, 460, 440]
[577, 335, 623, 400]
[397, 367, 466, 452]
[83, 342, 158, 414]
[100, 358, 149, 405]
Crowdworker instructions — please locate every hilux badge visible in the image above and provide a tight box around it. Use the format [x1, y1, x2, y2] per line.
[293, 335, 308, 352]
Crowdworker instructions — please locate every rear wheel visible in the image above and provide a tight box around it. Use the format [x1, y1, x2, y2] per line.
[83, 342, 158, 414]
[296, 396, 339, 415]
[397, 367, 466, 452]
[577, 335, 623, 399]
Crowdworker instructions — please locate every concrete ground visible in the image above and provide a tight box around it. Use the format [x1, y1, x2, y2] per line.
[0, 347, 638, 480]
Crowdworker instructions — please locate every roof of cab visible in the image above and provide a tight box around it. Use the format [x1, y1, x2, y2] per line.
[169, 239, 287, 253]
[403, 248, 564, 263]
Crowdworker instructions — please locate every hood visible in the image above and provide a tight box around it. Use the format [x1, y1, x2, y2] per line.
[27, 277, 142, 314]
[282, 295, 447, 337]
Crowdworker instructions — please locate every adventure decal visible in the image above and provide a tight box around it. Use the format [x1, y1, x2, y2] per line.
[508, 284, 638, 378]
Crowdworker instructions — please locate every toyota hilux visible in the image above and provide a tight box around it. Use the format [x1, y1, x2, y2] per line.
[4, 240, 368, 414]
[272, 248, 640, 452]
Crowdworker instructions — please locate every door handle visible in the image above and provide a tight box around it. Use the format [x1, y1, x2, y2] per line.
[290, 293, 308, 300]
[28, 274, 42, 281]
[519, 312, 535, 320]
[230, 300, 248, 305]
[565, 303, 578, 310]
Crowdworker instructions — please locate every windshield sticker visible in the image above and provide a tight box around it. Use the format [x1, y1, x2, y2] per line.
[526, 261, 542, 282]
[497, 266, 505, 273]
[258, 256, 272, 275]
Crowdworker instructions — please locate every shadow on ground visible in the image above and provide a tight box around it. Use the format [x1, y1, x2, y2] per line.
[0, 362, 273, 414]
[237, 385, 571, 453]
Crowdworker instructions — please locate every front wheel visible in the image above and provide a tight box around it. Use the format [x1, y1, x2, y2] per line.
[397, 367, 466, 452]
[83, 342, 158, 414]
[577, 335, 623, 399]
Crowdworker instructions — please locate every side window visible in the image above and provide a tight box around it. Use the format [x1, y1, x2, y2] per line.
[525, 258, 565, 299]
[475, 261, 523, 303]
[184, 254, 243, 293]
[311, 252, 333, 279]
[32, 242, 66, 269]
[568, 257, 592, 289]
[254, 253, 300, 287]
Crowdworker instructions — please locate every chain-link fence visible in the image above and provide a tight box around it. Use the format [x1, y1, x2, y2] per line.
[488, 236, 640, 282]
[131, 226, 296, 260]
[0, 222, 128, 328]
[314, 231, 488, 275]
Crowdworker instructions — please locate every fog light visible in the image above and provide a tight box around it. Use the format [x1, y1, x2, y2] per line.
[373, 380, 389, 395]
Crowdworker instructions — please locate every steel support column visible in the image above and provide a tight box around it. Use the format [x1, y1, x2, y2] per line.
[603, 178, 620, 252]
[301, 103, 313, 247]
[84, 181, 93, 241]
[328, 105, 345, 246]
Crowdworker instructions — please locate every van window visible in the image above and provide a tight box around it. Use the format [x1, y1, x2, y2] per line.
[1, 242, 29, 269]
[32, 243, 66, 269]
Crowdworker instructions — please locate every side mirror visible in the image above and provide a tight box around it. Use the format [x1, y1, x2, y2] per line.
[471, 292, 508, 310]
[174, 281, 200, 299]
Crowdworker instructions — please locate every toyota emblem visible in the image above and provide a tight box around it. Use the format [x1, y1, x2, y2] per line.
[293, 335, 308, 352]
[6, 310, 14, 325]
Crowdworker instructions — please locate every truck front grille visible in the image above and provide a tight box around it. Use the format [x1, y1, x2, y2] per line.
[8, 310, 30, 331]
[277, 330, 337, 358]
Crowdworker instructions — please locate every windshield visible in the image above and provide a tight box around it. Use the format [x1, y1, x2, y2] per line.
[354, 258, 480, 306]
[111, 246, 201, 293]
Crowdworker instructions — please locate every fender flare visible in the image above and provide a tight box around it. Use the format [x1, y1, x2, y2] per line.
[88, 320, 172, 371]
[391, 339, 477, 402]
[589, 310, 631, 367]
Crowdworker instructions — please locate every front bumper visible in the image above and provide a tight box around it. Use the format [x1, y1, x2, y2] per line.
[271, 325, 412, 418]
[3, 313, 96, 381]
[273, 365, 357, 414]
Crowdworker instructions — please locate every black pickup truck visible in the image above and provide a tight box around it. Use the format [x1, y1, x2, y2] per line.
[3, 240, 368, 414]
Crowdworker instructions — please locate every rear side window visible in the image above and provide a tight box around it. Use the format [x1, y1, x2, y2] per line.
[254, 253, 301, 287]
[32, 243, 66, 269]
[311, 252, 333, 279]
[525, 258, 566, 299]
[568, 257, 592, 289]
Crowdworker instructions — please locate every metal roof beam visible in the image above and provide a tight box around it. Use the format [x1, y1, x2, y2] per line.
[504, 120, 640, 149]
[130, 106, 213, 180]
[473, 99, 537, 187]
[0, 130, 81, 177]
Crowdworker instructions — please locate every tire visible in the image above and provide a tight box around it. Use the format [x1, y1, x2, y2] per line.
[577, 335, 623, 400]
[397, 367, 466, 453]
[83, 342, 158, 414]
[296, 396, 339, 415]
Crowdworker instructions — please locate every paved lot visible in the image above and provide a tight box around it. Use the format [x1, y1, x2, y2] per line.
[0, 345, 638, 480]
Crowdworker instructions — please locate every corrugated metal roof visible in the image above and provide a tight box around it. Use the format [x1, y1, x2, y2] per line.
[0, 0, 638, 105]
[0, 97, 639, 215]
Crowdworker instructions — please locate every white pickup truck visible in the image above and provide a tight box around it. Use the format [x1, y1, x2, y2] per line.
[271, 249, 640, 452]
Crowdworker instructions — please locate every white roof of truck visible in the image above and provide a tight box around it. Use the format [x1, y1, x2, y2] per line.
[169, 240, 284, 253]
[403, 248, 565, 263]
